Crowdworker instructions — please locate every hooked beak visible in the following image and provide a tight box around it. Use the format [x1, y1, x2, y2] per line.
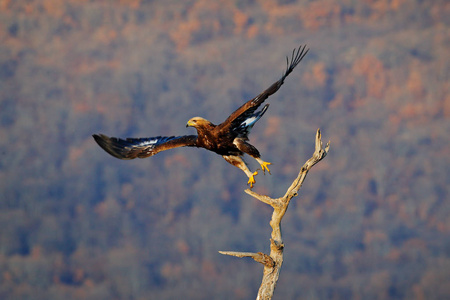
[186, 120, 192, 128]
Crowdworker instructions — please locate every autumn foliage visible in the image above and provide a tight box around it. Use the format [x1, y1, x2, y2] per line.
[0, 0, 449, 299]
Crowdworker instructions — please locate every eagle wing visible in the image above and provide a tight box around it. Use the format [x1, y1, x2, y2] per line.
[93, 134, 197, 159]
[218, 45, 309, 135]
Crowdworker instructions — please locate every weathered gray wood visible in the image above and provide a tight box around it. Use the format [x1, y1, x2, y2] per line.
[220, 129, 330, 300]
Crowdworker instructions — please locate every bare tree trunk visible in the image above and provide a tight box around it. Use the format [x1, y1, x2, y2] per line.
[220, 129, 330, 300]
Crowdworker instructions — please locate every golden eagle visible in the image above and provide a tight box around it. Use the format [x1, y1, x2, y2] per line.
[93, 45, 308, 187]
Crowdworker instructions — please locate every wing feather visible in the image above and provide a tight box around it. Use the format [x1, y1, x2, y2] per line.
[232, 104, 269, 137]
[93, 134, 198, 159]
[218, 45, 309, 133]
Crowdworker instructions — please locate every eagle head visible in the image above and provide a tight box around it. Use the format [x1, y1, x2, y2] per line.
[186, 117, 212, 129]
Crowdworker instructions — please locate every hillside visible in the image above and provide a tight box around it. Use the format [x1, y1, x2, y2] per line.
[0, 0, 449, 299]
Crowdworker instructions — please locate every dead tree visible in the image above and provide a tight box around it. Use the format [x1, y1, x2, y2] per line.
[220, 129, 330, 300]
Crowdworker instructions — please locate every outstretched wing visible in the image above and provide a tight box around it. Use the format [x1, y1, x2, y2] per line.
[218, 45, 309, 134]
[93, 134, 198, 159]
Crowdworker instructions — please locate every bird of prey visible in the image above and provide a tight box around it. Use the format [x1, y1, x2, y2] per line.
[93, 45, 308, 188]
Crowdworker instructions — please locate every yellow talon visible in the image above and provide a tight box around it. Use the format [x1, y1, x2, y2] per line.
[260, 161, 272, 174]
[247, 171, 258, 188]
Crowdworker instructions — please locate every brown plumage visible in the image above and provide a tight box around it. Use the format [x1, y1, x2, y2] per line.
[93, 45, 308, 187]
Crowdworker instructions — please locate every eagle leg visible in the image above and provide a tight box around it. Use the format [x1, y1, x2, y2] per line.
[256, 158, 272, 175]
[233, 139, 271, 176]
[223, 155, 258, 188]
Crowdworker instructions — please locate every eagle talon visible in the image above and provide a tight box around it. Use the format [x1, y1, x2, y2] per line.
[247, 171, 258, 188]
[260, 161, 272, 175]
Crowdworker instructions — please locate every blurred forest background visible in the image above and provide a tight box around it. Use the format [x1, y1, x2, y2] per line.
[0, 0, 449, 299]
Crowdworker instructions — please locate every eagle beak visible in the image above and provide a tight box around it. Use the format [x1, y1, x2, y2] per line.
[186, 120, 192, 127]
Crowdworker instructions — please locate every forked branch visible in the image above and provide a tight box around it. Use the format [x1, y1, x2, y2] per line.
[220, 129, 330, 300]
